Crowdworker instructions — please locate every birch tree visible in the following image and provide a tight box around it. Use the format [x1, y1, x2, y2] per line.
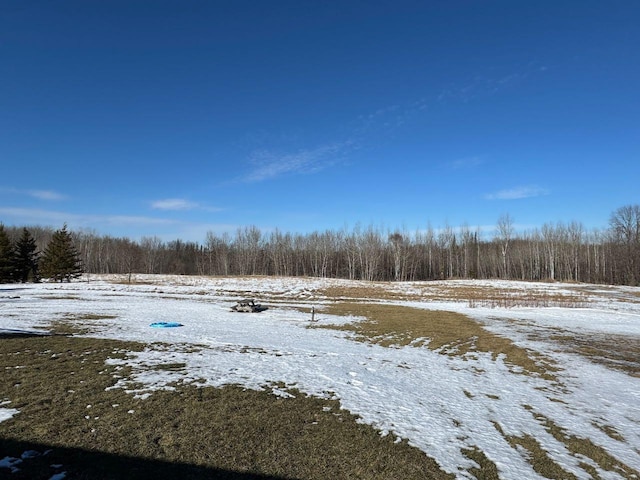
[496, 214, 514, 279]
[609, 205, 640, 284]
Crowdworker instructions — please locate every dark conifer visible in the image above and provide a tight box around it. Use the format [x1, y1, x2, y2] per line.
[40, 224, 83, 282]
[0, 224, 15, 283]
[14, 227, 40, 283]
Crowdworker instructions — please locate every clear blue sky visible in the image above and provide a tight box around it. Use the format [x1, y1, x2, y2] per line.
[1, 1, 639, 241]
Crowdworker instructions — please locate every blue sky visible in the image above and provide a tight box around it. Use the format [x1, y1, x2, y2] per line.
[1, 1, 639, 241]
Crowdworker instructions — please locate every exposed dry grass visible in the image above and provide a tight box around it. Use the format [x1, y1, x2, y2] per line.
[315, 300, 639, 479]
[547, 332, 640, 377]
[460, 447, 501, 480]
[5, 276, 638, 479]
[320, 284, 416, 302]
[528, 410, 638, 479]
[433, 285, 588, 308]
[0, 332, 451, 479]
[318, 282, 590, 308]
[39, 295, 82, 300]
[319, 302, 559, 381]
[491, 420, 577, 480]
[47, 314, 118, 336]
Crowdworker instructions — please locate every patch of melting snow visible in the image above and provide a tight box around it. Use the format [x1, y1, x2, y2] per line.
[0, 407, 19, 423]
[2, 275, 639, 479]
[0, 455, 22, 473]
[0, 449, 57, 475]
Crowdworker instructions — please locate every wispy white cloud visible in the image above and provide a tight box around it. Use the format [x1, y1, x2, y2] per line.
[0, 207, 175, 227]
[352, 64, 548, 142]
[357, 104, 402, 130]
[28, 189, 67, 200]
[449, 156, 485, 169]
[150, 198, 223, 213]
[151, 198, 199, 211]
[353, 102, 417, 137]
[244, 141, 352, 183]
[437, 62, 548, 104]
[0, 206, 239, 242]
[0, 187, 67, 201]
[484, 185, 550, 200]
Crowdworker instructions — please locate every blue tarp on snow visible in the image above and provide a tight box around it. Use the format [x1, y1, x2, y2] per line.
[149, 322, 183, 328]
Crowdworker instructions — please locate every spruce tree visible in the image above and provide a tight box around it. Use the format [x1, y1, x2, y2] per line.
[40, 224, 83, 282]
[0, 224, 15, 283]
[14, 228, 40, 283]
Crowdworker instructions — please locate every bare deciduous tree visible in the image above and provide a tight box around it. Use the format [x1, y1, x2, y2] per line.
[609, 205, 640, 284]
[496, 213, 514, 279]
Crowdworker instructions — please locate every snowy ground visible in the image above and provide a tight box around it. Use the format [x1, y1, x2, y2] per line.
[1, 274, 639, 479]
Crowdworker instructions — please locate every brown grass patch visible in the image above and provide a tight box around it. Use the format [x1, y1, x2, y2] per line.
[490, 420, 578, 480]
[320, 284, 417, 302]
[509, 435, 577, 479]
[47, 314, 118, 336]
[461, 446, 500, 480]
[438, 285, 587, 308]
[547, 333, 640, 377]
[592, 422, 626, 442]
[530, 412, 639, 479]
[39, 295, 82, 300]
[319, 303, 559, 380]
[318, 282, 589, 308]
[0, 333, 451, 480]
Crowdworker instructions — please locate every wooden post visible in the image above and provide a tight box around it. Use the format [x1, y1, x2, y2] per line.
[311, 306, 315, 322]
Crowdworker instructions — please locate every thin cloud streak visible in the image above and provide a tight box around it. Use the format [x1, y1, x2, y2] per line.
[484, 186, 550, 200]
[151, 198, 224, 213]
[0, 207, 237, 242]
[351, 64, 547, 144]
[449, 156, 485, 169]
[0, 207, 176, 227]
[438, 62, 547, 104]
[0, 187, 67, 201]
[28, 189, 67, 201]
[239, 65, 544, 186]
[244, 141, 353, 183]
[151, 199, 199, 211]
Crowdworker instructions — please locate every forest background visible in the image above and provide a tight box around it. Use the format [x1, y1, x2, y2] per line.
[2, 204, 639, 286]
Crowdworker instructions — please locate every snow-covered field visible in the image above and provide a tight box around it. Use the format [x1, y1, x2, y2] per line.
[1, 274, 639, 479]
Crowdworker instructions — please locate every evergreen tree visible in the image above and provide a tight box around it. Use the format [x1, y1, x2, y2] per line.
[40, 224, 83, 282]
[0, 224, 15, 283]
[14, 228, 40, 283]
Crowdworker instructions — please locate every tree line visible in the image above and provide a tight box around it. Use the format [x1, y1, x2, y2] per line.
[2, 205, 639, 285]
[0, 224, 83, 283]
